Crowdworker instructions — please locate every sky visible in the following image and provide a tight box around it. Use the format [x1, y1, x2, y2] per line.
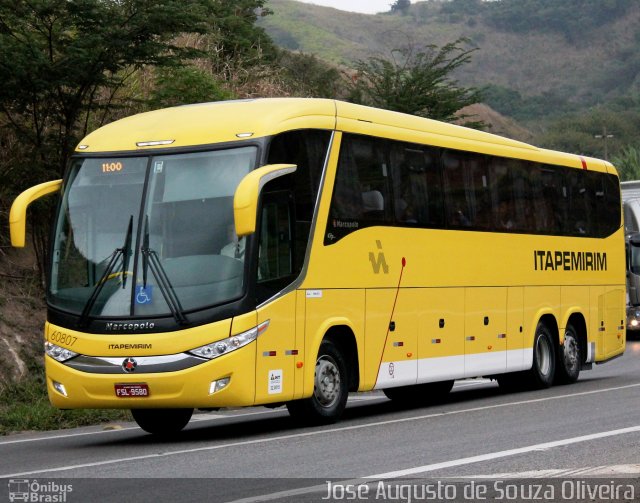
[293, 0, 394, 14]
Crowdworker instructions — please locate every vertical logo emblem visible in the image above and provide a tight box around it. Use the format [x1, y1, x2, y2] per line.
[369, 240, 389, 274]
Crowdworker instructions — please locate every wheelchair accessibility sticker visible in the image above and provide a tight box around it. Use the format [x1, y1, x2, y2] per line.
[135, 285, 153, 305]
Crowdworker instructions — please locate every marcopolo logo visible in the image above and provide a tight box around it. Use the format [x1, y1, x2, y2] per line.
[8, 479, 72, 502]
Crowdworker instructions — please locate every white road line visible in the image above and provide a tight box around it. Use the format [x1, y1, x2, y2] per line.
[461, 464, 640, 479]
[0, 396, 378, 445]
[2, 382, 639, 478]
[0, 426, 141, 445]
[364, 425, 640, 479]
[0, 408, 285, 446]
[225, 429, 640, 503]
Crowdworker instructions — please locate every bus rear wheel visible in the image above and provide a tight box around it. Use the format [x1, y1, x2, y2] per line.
[525, 323, 556, 389]
[555, 323, 581, 384]
[286, 340, 348, 425]
[131, 408, 193, 435]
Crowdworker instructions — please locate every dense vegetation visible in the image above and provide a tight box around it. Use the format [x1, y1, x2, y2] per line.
[261, 0, 640, 176]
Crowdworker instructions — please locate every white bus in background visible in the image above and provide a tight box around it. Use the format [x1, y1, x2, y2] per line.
[621, 181, 640, 330]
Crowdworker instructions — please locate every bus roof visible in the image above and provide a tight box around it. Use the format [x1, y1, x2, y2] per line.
[76, 98, 614, 174]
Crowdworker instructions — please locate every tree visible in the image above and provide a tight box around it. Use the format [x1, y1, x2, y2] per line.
[0, 0, 218, 178]
[537, 106, 640, 160]
[390, 0, 411, 15]
[0, 0, 222, 276]
[149, 66, 235, 109]
[207, 0, 276, 67]
[612, 146, 640, 182]
[348, 38, 483, 125]
[276, 51, 343, 98]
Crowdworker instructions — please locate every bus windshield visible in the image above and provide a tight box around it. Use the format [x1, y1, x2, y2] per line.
[49, 146, 256, 319]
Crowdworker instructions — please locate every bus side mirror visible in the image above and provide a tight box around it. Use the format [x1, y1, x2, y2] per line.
[233, 164, 296, 237]
[9, 179, 62, 247]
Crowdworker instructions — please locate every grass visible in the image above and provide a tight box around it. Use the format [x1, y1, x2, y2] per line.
[0, 367, 130, 436]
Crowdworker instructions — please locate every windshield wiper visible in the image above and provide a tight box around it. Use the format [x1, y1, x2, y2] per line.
[121, 215, 133, 289]
[141, 216, 188, 325]
[79, 215, 133, 327]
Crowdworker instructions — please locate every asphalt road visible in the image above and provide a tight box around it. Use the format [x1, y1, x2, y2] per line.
[2, 339, 640, 503]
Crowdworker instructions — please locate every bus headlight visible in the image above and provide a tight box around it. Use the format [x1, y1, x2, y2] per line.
[189, 320, 269, 360]
[45, 342, 78, 362]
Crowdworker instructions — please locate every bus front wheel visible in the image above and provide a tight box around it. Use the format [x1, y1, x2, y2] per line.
[286, 340, 348, 425]
[131, 408, 193, 435]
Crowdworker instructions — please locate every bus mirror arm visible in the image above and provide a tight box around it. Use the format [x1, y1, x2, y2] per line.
[10, 179, 63, 247]
[233, 164, 297, 237]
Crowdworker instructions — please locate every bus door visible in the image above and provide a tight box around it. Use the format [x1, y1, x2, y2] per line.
[464, 287, 508, 377]
[367, 289, 418, 389]
[254, 191, 298, 404]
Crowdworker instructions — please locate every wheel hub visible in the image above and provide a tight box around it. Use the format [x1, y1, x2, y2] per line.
[536, 335, 552, 377]
[564, 334, 579, 372]
[314, 357, 340, 407]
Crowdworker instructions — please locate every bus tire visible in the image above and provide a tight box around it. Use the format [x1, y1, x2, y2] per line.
[286, 340, 348, 425]
[554, 323, 581, 384]
[131, 408, 193, 435]
[526, 323, 556, 389]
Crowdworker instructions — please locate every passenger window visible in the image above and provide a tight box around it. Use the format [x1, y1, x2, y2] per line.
[488, 159, 530, 232]
[443, 150, 489, 229]
[530, 166, 564, 234]
[565, 169, 592, 236]
[326, 134, 390, 243]
[389, 143, 444, 227]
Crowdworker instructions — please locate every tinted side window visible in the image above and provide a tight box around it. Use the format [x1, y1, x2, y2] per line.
[528, 166, 564, 234]
[589, 171, 621, 237]
[565, 168, 593, 236]
[442, 150, 490, 229]
[326, 134, 390, 243]
[389, 142, 444, 227]
[323, 133, 621, 242]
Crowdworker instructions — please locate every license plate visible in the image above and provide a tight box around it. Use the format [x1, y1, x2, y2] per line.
[115, 383, 149, 398]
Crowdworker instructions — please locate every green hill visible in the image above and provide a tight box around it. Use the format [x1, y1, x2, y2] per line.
[261, 0, 640, 120]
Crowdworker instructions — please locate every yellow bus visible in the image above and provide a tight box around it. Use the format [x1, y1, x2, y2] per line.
[10, 99, 626, 435]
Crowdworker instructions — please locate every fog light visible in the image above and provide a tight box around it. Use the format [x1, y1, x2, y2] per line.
[209, 377, 230, 395]
[631, 319, 639, 327]
[52, 380, 68, 397]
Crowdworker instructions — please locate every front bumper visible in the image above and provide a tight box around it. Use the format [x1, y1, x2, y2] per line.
[45, 343, 257, 409]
